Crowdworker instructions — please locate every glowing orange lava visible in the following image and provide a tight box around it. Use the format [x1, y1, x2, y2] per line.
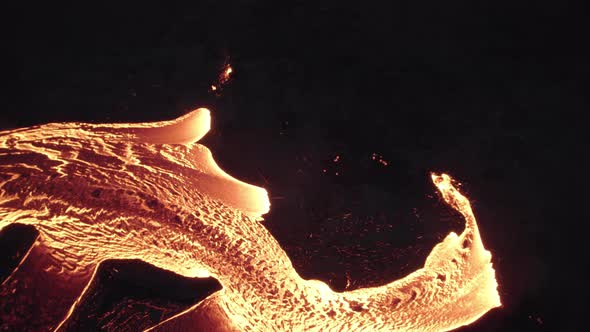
[0, 109, 500, 331]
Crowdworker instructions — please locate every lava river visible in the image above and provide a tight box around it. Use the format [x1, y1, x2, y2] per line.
[0, 108, 500, 331]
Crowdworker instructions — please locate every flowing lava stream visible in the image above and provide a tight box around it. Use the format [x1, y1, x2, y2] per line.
[0, 108, 500, 331]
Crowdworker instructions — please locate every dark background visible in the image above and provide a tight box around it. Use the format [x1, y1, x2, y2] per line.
[2, 1, 585, 331]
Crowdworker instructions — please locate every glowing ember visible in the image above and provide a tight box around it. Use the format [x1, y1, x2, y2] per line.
[0, 109, 500, 331]
[371, 152, 389, 166]
[222, 65, 233, 83]
[210, 63, 233, 94]
[219, 64, 233, 85]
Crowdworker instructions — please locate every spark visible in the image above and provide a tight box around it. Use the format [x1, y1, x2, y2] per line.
[209, 62, 234, 94]
[371, 152, 389, 166]
[219, 64, 233, 85]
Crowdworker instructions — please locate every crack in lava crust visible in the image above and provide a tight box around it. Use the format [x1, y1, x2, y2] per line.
[0, 108, 500, 331]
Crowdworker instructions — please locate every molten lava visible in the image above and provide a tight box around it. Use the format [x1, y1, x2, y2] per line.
[0, 108, 500, 331]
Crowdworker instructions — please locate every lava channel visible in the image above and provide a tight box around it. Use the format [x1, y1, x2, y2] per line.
[0, 108, 500, 331]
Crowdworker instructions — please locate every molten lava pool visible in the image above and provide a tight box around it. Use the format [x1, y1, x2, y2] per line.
[0, 108, 500, 331]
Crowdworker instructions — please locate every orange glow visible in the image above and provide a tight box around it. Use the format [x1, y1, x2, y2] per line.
[210, 63, 233, 94]
[224, 66, 233, 78]
[220, 65, 232, 85]
[0, 110, 499, 331]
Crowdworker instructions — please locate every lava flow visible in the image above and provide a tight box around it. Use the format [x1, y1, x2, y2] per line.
[0, 108, 500, 331]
